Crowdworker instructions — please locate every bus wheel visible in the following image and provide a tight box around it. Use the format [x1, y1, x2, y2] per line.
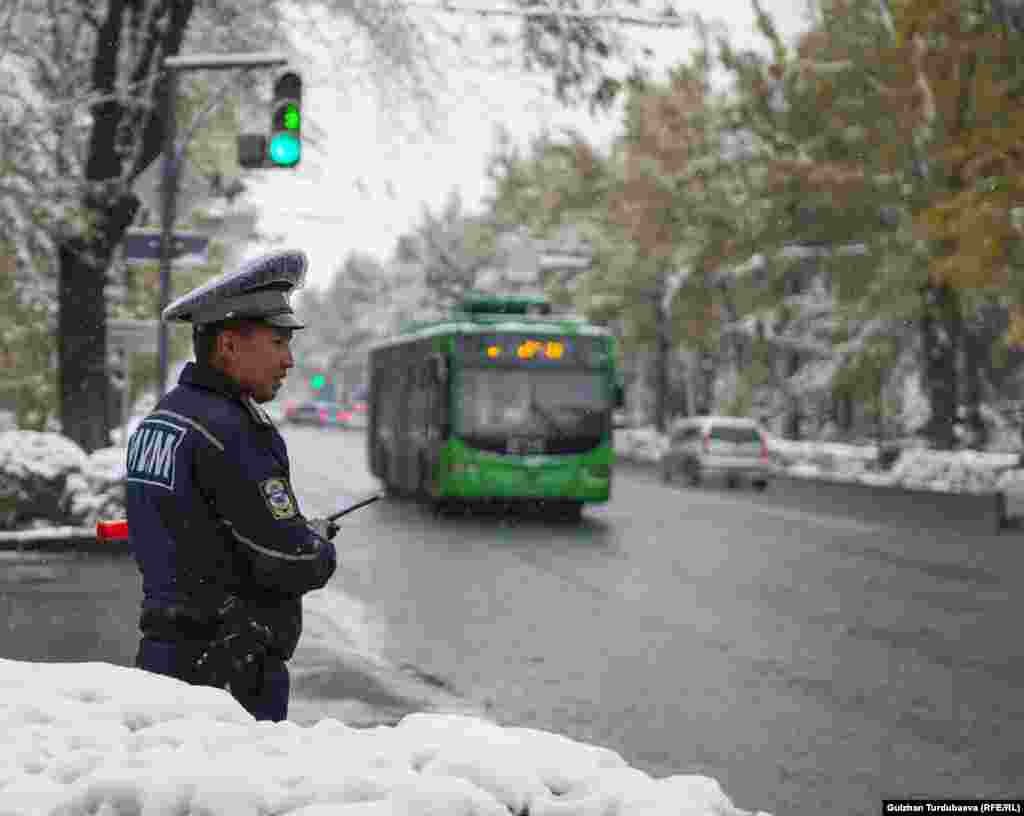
[565, 501, 584, 522]
[436, 498, 463, 517]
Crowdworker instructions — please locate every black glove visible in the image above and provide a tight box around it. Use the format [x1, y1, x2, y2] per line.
[192, 596, 273, 696]
[309, 517, 340, 541]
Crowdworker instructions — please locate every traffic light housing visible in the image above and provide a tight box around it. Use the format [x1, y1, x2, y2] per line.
[238, 133, 267, 169]
[268, 71, 302, 167]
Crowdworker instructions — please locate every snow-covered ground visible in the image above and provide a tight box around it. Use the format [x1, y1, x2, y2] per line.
[614, 426, 1024, 495]
[0, 659, 769, 816]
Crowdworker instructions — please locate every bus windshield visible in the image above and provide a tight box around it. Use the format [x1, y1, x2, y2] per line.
[459, 368, 609, 438]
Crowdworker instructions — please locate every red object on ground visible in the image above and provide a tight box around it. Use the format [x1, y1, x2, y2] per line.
[96, 519, 130, 542]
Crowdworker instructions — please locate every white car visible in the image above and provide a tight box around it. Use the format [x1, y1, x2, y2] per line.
[660, 415, 771, 490]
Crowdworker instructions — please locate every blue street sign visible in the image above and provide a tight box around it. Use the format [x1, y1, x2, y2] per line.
[123, 230, 209, 266]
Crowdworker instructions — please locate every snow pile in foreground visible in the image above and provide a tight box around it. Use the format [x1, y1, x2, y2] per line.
[614, 426, 1024, 495]
[0, 659, 770, 816]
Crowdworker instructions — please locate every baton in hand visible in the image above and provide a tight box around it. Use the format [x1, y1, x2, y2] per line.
[326, 493, 381, 522]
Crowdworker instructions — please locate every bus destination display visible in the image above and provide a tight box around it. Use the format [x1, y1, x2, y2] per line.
[459, 334, 607, 367]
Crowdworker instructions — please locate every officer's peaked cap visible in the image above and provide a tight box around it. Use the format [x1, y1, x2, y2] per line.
[162, 249, 308, 329]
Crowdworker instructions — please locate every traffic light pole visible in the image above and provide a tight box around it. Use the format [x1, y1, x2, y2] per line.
[157, 67, 179, 400]
[156, 52, 288, 398]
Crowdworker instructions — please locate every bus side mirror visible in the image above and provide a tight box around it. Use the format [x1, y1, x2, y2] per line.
[614, 383, 625, 409]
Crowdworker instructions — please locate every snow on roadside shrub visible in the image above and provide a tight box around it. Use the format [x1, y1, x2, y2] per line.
[613, 428, 668, 463]
[766, 438, 878, 471]
[832, 456, 871, 480]
[615, 425, 1023, 495]
[997, 469, 1024, 492]
[888, 450, 1017, 494]
[855, 472, 899, 487]
[0, 431, 88, 529]
[65, 447, 127, 527]
[0, 432, 126, 529]
[786, 463, 824, 479]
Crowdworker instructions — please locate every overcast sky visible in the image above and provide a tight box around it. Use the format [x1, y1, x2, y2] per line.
[242, 1, 813, 291]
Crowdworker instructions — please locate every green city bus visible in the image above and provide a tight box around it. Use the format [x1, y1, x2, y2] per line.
[367, 293, 623, 519]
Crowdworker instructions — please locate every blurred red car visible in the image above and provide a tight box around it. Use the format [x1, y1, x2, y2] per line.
[347, 400, 368, 429]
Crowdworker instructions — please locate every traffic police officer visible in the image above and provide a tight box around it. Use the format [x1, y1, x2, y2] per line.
[125, 249, 338, 721]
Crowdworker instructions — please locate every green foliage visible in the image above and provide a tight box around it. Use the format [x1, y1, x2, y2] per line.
[832, 336, 898, 412]
[721, 0, 1024, 356]
[479, 0, 1024, 434]
[178, 78, 246, 183]
[991, 334, 1010, 374]
[485, 43, 748, 356]
[0, 248, 56, 430]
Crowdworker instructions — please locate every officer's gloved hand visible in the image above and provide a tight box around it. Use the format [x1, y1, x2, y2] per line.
[309, 517, 340, 542]
[192, 596, 273, 696]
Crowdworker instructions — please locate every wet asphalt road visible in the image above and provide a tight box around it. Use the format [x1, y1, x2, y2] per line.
[286, 427, 1024, 816]
[0, 550, 141, 668]
[0, 548, 448, 731]
[2, 425, 1022, 816]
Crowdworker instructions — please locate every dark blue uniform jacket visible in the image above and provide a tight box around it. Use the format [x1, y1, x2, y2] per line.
[125, 362, 336, 661]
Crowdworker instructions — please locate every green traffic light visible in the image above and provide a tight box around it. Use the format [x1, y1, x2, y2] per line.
[311, 374, 325, 390]
[269, 132, 301, 166]
[283, 103, 300, 131]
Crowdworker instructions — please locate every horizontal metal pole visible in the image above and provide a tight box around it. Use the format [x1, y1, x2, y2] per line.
[398, 2, 693, 26]
[165, 52, 289, 71]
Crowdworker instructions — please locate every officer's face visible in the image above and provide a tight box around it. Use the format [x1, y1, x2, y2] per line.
[218, 324, 295, 402]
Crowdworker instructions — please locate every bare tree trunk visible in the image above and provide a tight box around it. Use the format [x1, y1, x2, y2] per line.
[700, 352, 715, 415]
[832, 391, 854, 435]
[653, 298, 670, 433]
[682, 351, 697, 419]
[920, 282, 959, 450]
[48, 0, 192, 453]
[961, 318, 987, 449]
[784, 349, 802, 439]
[874, 366, 885, 447]
[57, 193, 139, 453]
[58, 243, 111, 453]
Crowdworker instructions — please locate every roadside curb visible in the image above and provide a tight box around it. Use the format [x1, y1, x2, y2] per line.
[768, 474, 1007, 536]
[616, 454, 1012, 536]
[0, 527, 131, 554]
